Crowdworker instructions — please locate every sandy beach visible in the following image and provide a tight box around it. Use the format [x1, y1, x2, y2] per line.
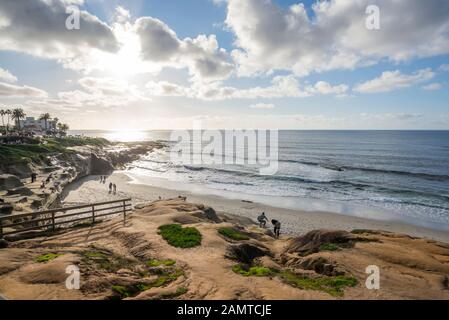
[62, 171, 449, 243]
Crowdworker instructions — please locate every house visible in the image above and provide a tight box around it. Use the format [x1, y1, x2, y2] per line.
[19, 117, 56, 134]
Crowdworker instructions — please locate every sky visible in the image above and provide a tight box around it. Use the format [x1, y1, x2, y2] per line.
[0, 0, 449, 130]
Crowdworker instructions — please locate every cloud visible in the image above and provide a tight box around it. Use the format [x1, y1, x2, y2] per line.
[146, 75, 347, 100]
[249, 103, 275, 109]
[439, 64, 449, 72]
[422, 83, 443, 91]
[305, 81, 348, 95]
[0, 67, 17, 83]
[0, 82, 47, 97]
[360, 113, 423, 121]
[134, 17, 233, 81]
[225, 0, 449, 77]
[0, 0, 119, 72]
[27, 77, 148, 114]
[354, 69, 435, 93]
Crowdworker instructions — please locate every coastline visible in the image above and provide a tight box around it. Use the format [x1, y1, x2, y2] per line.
[62, 171, 449, 243]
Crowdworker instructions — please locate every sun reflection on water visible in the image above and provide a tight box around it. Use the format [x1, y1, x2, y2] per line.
[103, 130, 149, 142]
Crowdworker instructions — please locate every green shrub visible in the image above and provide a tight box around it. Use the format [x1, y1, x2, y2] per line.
[0, 137, 110, 165]
[319, 243, 341, 251]
[36, 253, 62, 263]
[147, 259, 176, 267]
[111, 285, 134, 298]
[218, 227, 250, 241]
[82, 250, 136, 272]
[232, 264, 276, 277]
[112, 268, 185, 299]
[158, 224, 202, 248]
[279, 270, 357, 297]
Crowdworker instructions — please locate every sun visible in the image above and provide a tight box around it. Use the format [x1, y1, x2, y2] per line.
[95, 23, 144, 79]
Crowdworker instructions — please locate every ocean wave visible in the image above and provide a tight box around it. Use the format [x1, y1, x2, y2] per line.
[178, 163, 449, 203]
[133, 165, 168, 173]
[280, 158, 449, 181]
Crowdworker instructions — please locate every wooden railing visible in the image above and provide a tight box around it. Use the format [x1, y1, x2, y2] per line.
[0, 198, 132, 238]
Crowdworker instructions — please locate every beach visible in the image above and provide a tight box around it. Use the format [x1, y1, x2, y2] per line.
[62, 171, 449, 243]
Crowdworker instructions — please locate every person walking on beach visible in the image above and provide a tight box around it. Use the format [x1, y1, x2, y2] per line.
[257, 212, 268, 228]
[271, 219, 281, 238]
[109, 182, 113, 193]
[113, 183, 117, 195]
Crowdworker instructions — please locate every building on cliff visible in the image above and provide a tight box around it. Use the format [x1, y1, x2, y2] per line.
[19, 117, 57, 135]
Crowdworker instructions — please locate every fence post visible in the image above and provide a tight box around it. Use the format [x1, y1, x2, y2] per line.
[123, 200, 126, 224]
[92, 205, 95, 224]
[51, 212, 55, 232]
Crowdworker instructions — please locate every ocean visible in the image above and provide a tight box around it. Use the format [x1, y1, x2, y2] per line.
[70, 130, 449, 231]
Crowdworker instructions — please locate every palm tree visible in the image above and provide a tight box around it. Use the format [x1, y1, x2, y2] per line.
[5, 109, 12, 131]
[61, 123, 69, 133]
[53, 117, 59, 135]
[57, 123, 69, 136]
[0, 109, 5, 132]
[39, 113, 51, 132]
[12, 108, 26, 130]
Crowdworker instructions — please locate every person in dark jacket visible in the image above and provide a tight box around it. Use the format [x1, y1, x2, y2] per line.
[271, 219, 281, 238]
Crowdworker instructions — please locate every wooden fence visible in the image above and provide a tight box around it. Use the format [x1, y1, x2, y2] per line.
[0, 198, 132, 238]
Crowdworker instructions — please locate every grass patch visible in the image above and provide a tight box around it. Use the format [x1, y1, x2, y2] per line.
[111, 285, 134, 299]
[319, 243, 341, 252]
[0, 137, 110, 165]
[231, 263, 357, 297]
[147, 259, 176, 267]
[232, 264, 276, 277]
[82, 250, 136, 272]
[158, 224, 202, 248]
[112, 268, 185, 299]
[160, 287, 188, 299]
[46, 137, 109, 147]
[218, 227, 250, 241]
[36, 253, 62, 263]
[279, 270, 357, 297]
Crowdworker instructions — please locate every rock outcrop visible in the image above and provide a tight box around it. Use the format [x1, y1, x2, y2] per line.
[0, 203, 13, 215]
[225, 243, 272, 264]
[0, 174, 23, 191]
[286, 230, 359, 256]
[90, 153, 114, 175]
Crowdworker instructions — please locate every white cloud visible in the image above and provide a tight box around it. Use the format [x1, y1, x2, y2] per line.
[439, 64, 449, 72]
[0, 67, 17, 83]
[26, 77, 148, 114]
[225, 0, 449, 77]
[0, 0, 119, 72]
[305, 81, 348, 95]
[135, 17, 234, 81]
[354, 69, 435, 93]
[422, 83, 443, 91]
[249, 103, 275, 109]
[146, 75, 348, 100]
[0, 82, 47, 98]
